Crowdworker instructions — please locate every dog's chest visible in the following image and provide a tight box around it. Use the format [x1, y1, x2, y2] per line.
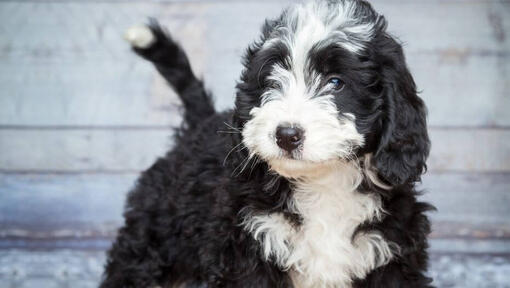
[244, 169, 395, 287]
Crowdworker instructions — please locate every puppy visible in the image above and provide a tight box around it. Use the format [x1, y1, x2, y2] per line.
[101, 0, 434, 287]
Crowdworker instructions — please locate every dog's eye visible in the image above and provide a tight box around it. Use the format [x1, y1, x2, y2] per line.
[327, 77, 345, 91]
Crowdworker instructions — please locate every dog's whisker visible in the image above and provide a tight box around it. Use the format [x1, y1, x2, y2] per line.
[233, 152, 257, 177]
[239, 157, 255, 176]
[248, 155, 261, 176]
[231, 149, 252, 175]
[216, 130, 241, 134]
[232, 156, 249, 177]
[237, 157, 253, 176]
[223, 142, 245, 166]
[223, 122, 242, 132]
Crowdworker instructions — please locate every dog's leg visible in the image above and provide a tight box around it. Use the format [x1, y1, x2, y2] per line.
[353, 210, 435, 288]
[99, 226, 164, 288]
[125, 20, 215, 129]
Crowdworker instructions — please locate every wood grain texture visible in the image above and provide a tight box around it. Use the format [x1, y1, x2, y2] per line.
[0, 129, 173, 172]
[0, 173, 134, 238]
[420, 172, 510, 224]
[1, 128, 508, 172]
[0, 0, 508, 126]
[1, 250, 510, 288]
[427, 129, 510, 172]
[1, 172, 509, 240]
[1, 0, 509, 272]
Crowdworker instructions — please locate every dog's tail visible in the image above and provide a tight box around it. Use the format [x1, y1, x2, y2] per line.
[124, 19, 215, 129]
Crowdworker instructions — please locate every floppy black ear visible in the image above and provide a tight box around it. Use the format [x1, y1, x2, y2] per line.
[232, 18, 283, 147]
[231, 42, 264, 151]
[372, 33, 430, 187]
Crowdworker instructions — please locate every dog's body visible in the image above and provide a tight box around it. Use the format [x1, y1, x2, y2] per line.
[101, 1, 434, 287]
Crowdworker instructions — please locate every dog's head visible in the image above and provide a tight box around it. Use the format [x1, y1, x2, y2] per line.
[234, 0, 429, 187]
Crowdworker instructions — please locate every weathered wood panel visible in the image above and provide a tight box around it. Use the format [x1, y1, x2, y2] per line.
[1, 172, 509, 240]
[0, 129, 172, 172]
[0, 2, 202, 127]
[1, 128, 508, 172]
[0, 174, 134, 238]
[1, 250, 509, 288]
[0, 0, 508, 126]
[0, 61, 182, 127]
[0, 1, 509, 286]
[427, 129, 510, 172]
[372, 0, 510, 52]
[409, 53, 510, 128]
[420, 172, 510, 224]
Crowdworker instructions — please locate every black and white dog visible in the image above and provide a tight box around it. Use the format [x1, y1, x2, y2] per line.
[101, 0, 434, 287]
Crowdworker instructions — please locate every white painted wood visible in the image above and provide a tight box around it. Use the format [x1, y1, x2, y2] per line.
[1, 128, 508, 172]
[1, 250, 509, 288]
[0, 2, 509, 273]
[0, 2, 201, 127]
[0, 1, 508, 126]
[0, 129, 173, 172]
[410, 54, 510, 127]
[427, 129, 510, 172]
[0, 172, 509, 238]
[0, 173, 133, 238]
[420, 172, 510, 224]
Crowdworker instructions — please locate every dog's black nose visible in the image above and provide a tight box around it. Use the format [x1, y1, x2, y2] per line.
[276, 125, 304, 152]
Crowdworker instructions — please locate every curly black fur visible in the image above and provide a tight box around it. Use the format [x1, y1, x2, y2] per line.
[101, 1, 435, 287]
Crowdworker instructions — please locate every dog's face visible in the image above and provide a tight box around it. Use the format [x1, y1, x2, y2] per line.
[235, 0, 429, 184]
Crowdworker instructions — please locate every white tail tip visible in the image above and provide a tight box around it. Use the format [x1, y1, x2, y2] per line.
[124, 25, 155, 49]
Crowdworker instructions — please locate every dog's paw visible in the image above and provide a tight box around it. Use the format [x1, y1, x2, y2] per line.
[124, 25, 156, 49]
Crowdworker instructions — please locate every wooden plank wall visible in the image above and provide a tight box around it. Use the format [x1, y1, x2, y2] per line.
[0, 0, 509, 286]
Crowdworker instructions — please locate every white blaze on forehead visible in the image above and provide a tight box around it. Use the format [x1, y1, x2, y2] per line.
[262, 0, 378, 103]
[283, 0, 377, 61]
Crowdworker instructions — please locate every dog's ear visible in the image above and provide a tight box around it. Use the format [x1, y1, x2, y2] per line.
[230, 20, 274, 161]
[231, 44, 263, 149]
[371, 33, 430, 187]
[232, 18, 282, 145]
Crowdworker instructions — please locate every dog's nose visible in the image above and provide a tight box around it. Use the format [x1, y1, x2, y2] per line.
[276, 125, 304, 152]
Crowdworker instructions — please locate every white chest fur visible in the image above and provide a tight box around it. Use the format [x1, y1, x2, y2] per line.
[243, 162, 396, 288]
